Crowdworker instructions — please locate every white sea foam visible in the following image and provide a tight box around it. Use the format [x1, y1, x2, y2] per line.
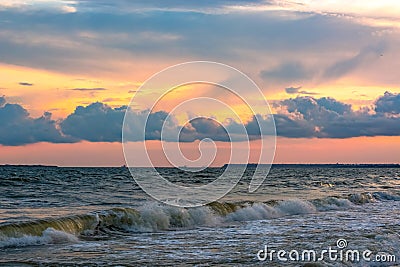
[124, 203, 220, 232]
[0, 227, 78, 248]
[226, 200, 318, 222]
[313, 197, 354, 211]
[226, 203, 281, 221]
[276, 199, 317, 215]
[1, 191, 399, 246]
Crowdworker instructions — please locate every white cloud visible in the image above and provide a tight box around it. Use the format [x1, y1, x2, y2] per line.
[286, 0, 400, 28]
[61, 5, 76, 13]
[225, 0, 400, 28]
[0, 0, 77, 13]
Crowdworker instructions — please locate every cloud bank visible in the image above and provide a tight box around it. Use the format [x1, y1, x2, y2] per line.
[0, 92, 399, 146]
[0, 96, 76, 145]
[275, 94, 400, 138]
[60, 102, 126, 142]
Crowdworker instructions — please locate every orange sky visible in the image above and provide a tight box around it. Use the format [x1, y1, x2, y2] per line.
[1, 137, 399, 167]
[0, 0, 399, 166]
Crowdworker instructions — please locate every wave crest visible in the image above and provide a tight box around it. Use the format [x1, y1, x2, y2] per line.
[1, 191, 399, 248]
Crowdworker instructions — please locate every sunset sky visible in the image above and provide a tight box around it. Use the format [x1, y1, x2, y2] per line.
[0, 0, 399, 166]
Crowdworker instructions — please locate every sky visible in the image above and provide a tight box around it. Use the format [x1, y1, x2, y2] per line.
[0, 0, 399, 166]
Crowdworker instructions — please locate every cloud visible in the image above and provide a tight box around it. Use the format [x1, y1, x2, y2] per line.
[316, 97, 352, 115]
[102, 97, 126, 102]
[0, 96, 75, 146]
[260, 62, 313, 83]
[19, 82, 33, 86]
[0, 1, 79, 13]
[285, 86, 318, 95]
[0, 4, 383, 78]
[1, 92, 399, 146]
[0, 96, 5, 107]
[122, 110, 178, 142]
[323, 44, 386, 80]
[59, 91, 396, 141]
[280, 96, 351, 119]
[275, 93, 400, 138]
[60, 102, 126, 142]
[74, 0, 269, 13]
[285, 86, 302, 94]
[70, 88, 107, 91]
[375, 91, 400, 115]
[179, 117, 229, 142]
[61, 5, 77, 13]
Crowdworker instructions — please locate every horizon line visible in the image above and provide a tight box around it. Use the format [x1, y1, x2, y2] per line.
[1, 163, 399, 168]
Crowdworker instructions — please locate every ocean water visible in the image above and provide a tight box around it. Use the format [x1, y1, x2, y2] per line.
[0, 166, 399, 266]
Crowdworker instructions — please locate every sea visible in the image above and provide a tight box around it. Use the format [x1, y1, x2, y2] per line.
[0, 165, 399, 266]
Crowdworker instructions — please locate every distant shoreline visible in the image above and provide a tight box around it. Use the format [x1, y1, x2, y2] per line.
[0, 164, 60, 168]
[0, 163, 399, 168]
[223, 163, 400, 168]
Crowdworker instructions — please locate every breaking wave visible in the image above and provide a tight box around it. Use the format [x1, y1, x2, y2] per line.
[1, 191, 399, 248]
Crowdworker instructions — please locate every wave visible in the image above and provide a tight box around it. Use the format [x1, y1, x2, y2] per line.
[1, 191, 399, 248]
[0, 228, 78, 248]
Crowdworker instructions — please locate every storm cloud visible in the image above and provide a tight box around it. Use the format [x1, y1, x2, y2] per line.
[0, 92, 399, 146]
[375, 91, 400, 115]
[275, 93, 400, 138]
[60, 102, 126, 142]
[0, 96, 75, 146]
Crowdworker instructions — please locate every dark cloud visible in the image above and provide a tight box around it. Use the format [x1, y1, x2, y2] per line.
[1, 92, 399, 146]
[244, 114, 276, 137]
[61, 91, 398, 142]
[275, 93, 400, 138]
[60, 102, 126, 142]
[285, 86, 302, 94]
[0, 97, 75, 146]
[274, 114, 316, 138]
[124, 111, 272, 143]
[0, 96, 5, 107]
[375, 91, 400, 115]
[285, 86, 318, 95]
[123, 110, 180, 142]
[19, 82, 33, 86]
[316, 97, 352, 115]
[145, 111, 172, 141]
[179, 118, 229, 142]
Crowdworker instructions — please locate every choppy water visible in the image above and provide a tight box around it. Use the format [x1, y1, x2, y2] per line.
[0, 166, 399, 266]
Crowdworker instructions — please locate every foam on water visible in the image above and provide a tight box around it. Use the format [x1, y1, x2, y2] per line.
[226, 203, 281, 221]
[314, 197, 354, 211]
[126, 203, 220, 231]
[0, 227, 78, 248]
[1, 191, 399, 248]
